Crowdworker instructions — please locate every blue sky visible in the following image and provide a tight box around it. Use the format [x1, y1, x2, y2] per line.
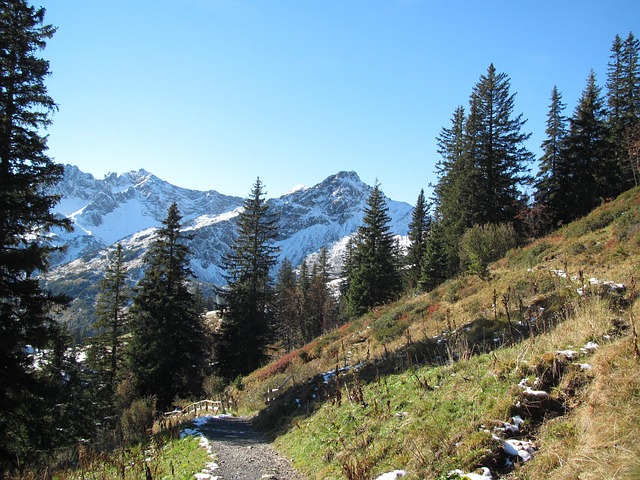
[39, 0, 639, 204]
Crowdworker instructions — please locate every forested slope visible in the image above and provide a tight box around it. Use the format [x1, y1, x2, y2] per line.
[233, 186, 640, 479]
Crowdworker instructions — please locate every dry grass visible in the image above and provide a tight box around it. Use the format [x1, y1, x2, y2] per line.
[236, 187, 640, 479]
[510, 297, 640, 480]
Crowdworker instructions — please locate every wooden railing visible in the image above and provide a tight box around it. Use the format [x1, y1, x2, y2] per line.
[164, 399, 226, 419]
[264, 374, 296, 404]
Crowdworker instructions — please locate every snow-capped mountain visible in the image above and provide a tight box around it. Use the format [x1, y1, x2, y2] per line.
[46, 166, 413, 336]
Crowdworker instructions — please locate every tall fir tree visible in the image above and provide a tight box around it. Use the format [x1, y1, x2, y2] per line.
[555, 71, 617, 223]
[535, 85, 568, 227]
[464, 64, 533, 225]
[273, 258, 301, 352]
[0, 2, 74, 472]
[303, 252, 338, 341]
[126, 203, 207, 409]
[405, 189, 431, 289]
[418, 216, 450, 291]
[217, 178, 280, 379]
[607, 32, 640, 187]
[313, 246, 341, 332]
[87, 243, 129, 418]
[428, 66, 532, 286]
[345, 183, 402, 318]
[429, 106, 469, 279]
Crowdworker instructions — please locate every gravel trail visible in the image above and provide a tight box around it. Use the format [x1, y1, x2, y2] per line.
[198, 416, 304, 480]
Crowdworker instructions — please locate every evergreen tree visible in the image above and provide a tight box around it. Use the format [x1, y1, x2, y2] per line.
[87, 243, 129, 417]
[301, 261, 324, 342]
[432, 106, 471, 226]
[39, 329, 95, 455]
[464, 64, 533, 225]
[0, 2, 73, 472]
[297, 259, 311, 341]
[217, 178, 280, 379]
[535, 85, 568, 227]
[419, 217, 450, 291]
[405, 189, 430, 289]
[429, 66, 531, 285]
[313, 246, 341, 332]
[607, 32, 640, 187]
[429, 106, 469, 279]
[273, 258, 301, 352]
[345, 183, 402, 317]
[555, 71, 617, 223]
[127, 203, 207, 409]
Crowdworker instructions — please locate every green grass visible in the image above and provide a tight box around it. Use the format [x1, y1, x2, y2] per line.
[275, 353, 521, 479]
[239, 187, 640, 479]
[53, 429, 210, 480]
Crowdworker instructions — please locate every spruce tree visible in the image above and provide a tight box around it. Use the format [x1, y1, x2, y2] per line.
[429, 106, 469, 279]
[345, 183, 402, 318]
[405, 189, 430, 289]
[607, 32, 640, 187]
[535, 85, 568, 227]
[313, 246, 340, 331]
[305, 257, 336, 340]
[127, 203, 206, 409]
[87, 243, 129, 417]
[301, 261, 324, 342]
[0, 2, 73, 472]
[464, 64, 533, 225]
[419, 217, 450, 291]
[217, 178, 280, 379]
[556, 71, 617, 223]
[273, 258, 301, 352]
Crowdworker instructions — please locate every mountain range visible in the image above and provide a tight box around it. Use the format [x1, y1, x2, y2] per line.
[45, 165, 413, 337]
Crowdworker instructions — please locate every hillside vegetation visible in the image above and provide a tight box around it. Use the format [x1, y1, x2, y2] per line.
[231, 186, 640, 479]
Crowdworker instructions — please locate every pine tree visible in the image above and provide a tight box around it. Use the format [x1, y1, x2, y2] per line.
[127, 203, 207, 409]
[535, 85, 568, 227]
[0, 2, 73, 472]
[87, 243, 129, 417]
[464, 64, 533, 225]
[217, 178, 280, 379]
[345, 183, 402, 318]
[405, 189, 431, 289]
[556, 71, 617, 223]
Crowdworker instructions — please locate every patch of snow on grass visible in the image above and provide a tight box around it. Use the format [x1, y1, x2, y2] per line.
[374, 470, 406, 480]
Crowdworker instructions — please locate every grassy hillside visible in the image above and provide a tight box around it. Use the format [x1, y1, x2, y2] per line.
[233, 187, 640, 479]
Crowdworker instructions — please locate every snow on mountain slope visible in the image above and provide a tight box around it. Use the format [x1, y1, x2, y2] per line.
[46, 166, 413, 335]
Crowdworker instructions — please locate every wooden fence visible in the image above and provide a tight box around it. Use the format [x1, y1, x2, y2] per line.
[163, 398, 231, 419]
[264, 374, 296, 404]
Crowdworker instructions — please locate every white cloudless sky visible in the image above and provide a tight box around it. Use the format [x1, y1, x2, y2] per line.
[38, 0, 640, 204]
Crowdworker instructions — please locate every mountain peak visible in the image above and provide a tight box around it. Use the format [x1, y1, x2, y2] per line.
[47, 165, 413, 331]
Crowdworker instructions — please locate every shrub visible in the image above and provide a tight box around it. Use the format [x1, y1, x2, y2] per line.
[120, 397, 156, 444]
[507, 241, 553, 268]
[459, 223, 519, 279]
[372, 305, 413, 343]
[563, 206, 619, 238]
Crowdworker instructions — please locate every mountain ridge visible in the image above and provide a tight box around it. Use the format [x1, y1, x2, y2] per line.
[47, 165, 413, 336]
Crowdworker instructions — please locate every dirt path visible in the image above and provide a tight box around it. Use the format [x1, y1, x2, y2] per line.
[198, 416, 304, 480]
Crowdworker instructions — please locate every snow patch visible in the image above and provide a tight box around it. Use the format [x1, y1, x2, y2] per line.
[374, 470, 406, 480]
